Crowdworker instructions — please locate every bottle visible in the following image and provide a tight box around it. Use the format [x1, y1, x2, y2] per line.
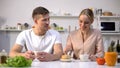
[118, 55, 120, 63]
[0, 49, 8, 64]
[116, 40, 120, 53]
[116, 40, 120, 63]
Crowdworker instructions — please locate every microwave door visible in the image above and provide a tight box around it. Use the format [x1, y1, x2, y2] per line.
[101, 22, 115, 32]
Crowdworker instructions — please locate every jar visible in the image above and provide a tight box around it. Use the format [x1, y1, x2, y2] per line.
[97, 9, 102, 16]
[17, 23, 22, 30]
[105, 52, 117, 66]
[0, 49, 8, 64]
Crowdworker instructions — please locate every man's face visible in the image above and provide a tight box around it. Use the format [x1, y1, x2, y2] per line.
[35, 14, 50, 32]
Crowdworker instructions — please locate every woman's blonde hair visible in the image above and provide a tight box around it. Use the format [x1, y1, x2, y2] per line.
[79, 8, 94, 22]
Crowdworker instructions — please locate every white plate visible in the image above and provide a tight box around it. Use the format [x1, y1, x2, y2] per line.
[60, 59, 72, 62]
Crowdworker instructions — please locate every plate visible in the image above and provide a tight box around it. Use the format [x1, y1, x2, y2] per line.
[60, 59, 71, 62]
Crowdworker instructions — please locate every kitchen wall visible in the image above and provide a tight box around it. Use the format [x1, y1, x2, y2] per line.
[0, 0, 120, 52]
[0, 0, 120, 27]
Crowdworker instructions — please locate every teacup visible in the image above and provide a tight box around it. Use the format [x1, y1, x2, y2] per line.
[79, 54, 90, 62]
[33, 51, 39, 56]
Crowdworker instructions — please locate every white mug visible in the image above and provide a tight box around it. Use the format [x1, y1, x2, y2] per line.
[33, 51, 38, 56]
[79, 54, 90, 62]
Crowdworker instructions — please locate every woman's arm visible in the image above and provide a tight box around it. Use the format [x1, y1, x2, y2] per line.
[64, 35, 73, 54]
[96, 32, 104, 57]
[89, 32, 104, 61]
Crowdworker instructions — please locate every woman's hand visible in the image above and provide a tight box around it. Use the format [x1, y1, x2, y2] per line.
[23, 51, 35, 60]
[63, 46, 72, 55]
[89, 55, 97, 61]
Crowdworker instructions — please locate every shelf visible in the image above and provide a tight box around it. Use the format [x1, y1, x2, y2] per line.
[0, 29, 22, 32]
[98, 16, 120, 21]
[0, 29, 66, 33]
[50, 15, 78, 18]
[102, 32, 120, 35]
[99, 16, 120, 18]
[57, 30, 66, 32]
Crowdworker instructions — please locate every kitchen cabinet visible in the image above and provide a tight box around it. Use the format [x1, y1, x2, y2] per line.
[0, 30, 19, 53]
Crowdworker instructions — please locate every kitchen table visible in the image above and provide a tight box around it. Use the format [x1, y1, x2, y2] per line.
[1, 59, 119, 68]
[31, 59, 120, 68]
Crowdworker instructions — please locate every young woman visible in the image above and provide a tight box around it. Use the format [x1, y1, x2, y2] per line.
[64, 8, 104, 61]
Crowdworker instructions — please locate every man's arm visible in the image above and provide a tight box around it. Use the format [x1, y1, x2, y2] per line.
[52, 43, 63, 60]
[9, 44, 24, 57]
[9, 44, 35, 60]
[37, 43, 63, 61]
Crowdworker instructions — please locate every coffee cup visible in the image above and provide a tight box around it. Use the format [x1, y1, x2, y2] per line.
[79, 54, 90, 61]
[33, 51, 39, 56]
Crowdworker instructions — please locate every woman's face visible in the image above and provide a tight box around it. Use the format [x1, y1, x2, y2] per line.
[79, 15, 92, 32]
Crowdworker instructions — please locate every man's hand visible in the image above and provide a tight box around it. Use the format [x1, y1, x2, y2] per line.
[36, 52, 54, 61]
[23, 51, 35, 60]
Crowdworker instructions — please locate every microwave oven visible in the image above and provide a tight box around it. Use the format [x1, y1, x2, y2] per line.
[99, 21, 120, 33]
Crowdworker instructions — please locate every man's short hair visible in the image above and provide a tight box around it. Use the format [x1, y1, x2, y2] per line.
[32, 6, 49, 19]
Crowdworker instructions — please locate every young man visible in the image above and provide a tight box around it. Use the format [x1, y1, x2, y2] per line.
[9, 6, 63, 61]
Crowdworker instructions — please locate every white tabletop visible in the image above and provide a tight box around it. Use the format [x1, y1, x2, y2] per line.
[31, 59, 120, 68]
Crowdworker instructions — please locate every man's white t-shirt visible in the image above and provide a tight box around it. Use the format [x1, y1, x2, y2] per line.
[15, 29, 62, 53]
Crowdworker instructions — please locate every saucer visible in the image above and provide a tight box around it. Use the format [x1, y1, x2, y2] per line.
[80, 59, 91, 62]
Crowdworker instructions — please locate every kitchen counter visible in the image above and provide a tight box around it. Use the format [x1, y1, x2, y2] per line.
[0, 59, 120, 68]
[31, 59, 120, 68]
